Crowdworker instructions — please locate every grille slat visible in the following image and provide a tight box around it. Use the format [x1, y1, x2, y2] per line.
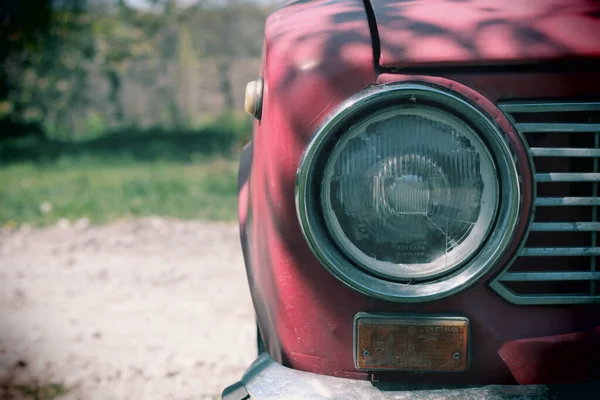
[489, 289, 599, 305]
[499, 271, 600, 282]
[492, 101, 600, 305]
[518, 247, 600, 256]
[536, 197, 600, 206]
[499, 102, 600, 113]
[536, 173, 600, 182]
[517, 123, 600, 133]
[530, 222, 600, 231]
[531, 148, 600, 157]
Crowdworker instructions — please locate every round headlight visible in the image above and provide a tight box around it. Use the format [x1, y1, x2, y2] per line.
[296, 82, 529, 302]
[322, 106, 498, 280]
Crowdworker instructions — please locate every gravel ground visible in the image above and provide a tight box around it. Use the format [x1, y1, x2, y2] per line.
[0, 218, 255, 400]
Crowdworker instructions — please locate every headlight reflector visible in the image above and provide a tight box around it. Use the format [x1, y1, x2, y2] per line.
[322, 106, 498, 280]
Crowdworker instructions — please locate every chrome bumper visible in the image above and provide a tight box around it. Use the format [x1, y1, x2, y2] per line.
[223, 353, 599, 400]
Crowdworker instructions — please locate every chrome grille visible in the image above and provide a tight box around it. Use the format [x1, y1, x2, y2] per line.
[491, 101, 600, 305]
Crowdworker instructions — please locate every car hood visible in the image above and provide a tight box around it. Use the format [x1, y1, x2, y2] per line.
[368, 0, 600, 68]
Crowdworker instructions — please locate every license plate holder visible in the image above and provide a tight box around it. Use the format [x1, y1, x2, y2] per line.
[354, 313, 470, 372]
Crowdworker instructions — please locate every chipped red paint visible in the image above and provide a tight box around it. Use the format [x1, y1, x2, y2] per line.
[371, 0, 600, 68]
[239, 0, 375, 380]
[237, 0, 600, 386]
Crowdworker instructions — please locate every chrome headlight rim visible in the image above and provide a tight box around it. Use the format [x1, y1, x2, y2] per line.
[296, 82, 524, 302]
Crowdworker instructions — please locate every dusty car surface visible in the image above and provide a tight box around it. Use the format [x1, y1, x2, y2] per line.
[225, 0, 600, 398]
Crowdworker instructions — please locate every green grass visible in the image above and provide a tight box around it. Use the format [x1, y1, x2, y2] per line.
[0, 117, 248, 227]
[14, 382, 67, 400]
[0, 157, 238, 227]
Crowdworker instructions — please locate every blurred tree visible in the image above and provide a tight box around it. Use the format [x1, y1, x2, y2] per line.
[161, 0, 186, 127]
[0, 0, 50, 139]
[0, 0, 270, 140]
[0, 0, 94, 140]
[92, 0, 159, 124]
[184, 0, 268, 110]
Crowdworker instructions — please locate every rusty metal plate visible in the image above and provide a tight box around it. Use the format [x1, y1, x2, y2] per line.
[354, 313, 470, 372]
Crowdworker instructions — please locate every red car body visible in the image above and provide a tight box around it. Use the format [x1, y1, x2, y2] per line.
[230, 0, 600, 398]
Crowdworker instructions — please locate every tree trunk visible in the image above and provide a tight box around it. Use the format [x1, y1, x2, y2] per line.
[218, 59, 234, 111]
[107, 69, 124, 125]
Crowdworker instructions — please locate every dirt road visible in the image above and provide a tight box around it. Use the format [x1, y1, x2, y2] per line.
[0, 218, 255, 399]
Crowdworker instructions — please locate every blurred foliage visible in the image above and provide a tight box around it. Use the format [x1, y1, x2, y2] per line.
[0, 0, 270, 140]
[1, 1, 90, 140]
[0, 0, 268, 226]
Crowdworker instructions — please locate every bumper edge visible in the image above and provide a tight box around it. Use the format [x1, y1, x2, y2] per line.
[222, 353, 600, 400]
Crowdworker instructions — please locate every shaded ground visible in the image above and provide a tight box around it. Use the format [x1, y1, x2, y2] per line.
[0, 218, 255, 399]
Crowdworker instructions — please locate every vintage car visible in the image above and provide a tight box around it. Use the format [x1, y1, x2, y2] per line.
[224, 0, 600, 398]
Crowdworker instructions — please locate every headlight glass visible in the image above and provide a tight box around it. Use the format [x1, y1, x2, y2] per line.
[322, 106, 498, 280]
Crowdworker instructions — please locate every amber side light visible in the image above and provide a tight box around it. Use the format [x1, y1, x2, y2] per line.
[354, 314, 469, 372]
